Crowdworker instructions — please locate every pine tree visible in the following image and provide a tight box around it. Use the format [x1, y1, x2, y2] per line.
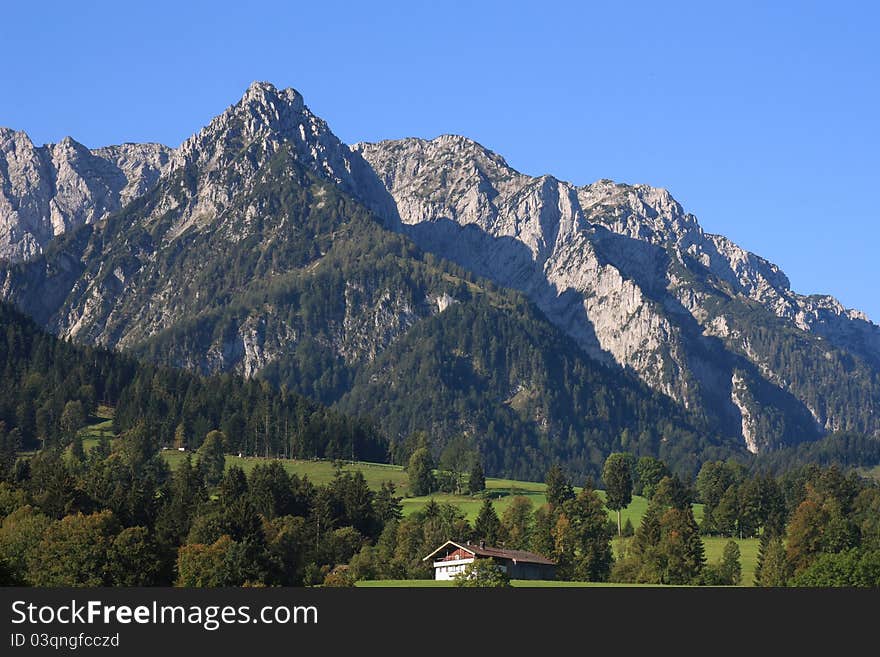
[603, 452, 634, 536]
[468, 461, 486, 494]
[70, 434, 85, 463]
[719, 540, 742, 585]
[754, 534, 791, 587]
[545, 464, 574, 507]
[501, 496, 534, 550]
[474, 499, 501, 546]
[658, 507, 705, 585]
[374, 481, 403, 522]
[173, 422, 188, 450]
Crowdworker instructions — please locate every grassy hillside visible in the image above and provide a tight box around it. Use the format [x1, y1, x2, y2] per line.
[78, 411, 760, 585]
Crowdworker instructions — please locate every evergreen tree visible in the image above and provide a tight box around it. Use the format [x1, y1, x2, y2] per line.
[154, 455, 206, 549]
[406, 447, 435, 497]
[218, 466, 248, 505]
[173, 422, 188, 450]
[603, 452, 634, 536]
[70, 434, 86, 463]
[545, 464, 574, 507]
[468, 461, 486, 495]
[474, 499, 501, 546]
[657, 507, 705, 585]
[374, 481, 403, 522]
[754, 534, 791, 587]
[196, 430, 227, 486]
[248, 461, 295, 520]
[501, 496, 534, 550]
[719, 540, 742, 585]
[530, 505, 555, 558]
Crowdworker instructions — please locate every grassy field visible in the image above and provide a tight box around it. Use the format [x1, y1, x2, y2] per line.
[164, 451, 411, 490]
[78, 404, 115, 453]
[162, 452, 655, 526]
[78, 409, 758, 585]
[704, 536, 760, 585]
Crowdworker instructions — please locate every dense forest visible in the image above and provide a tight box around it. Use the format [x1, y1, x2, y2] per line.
[0, 301, 385, 462]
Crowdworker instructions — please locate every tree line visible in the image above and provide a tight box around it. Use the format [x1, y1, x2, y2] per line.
[0, 301, 385, 465]
[607, 453, 880, 586]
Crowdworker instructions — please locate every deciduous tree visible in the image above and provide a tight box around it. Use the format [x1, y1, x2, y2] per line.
[453, 558, 511, 587]
[196, 430, 228, 486]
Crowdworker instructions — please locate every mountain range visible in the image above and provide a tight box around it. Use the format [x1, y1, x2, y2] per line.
[1, 81, 877, 478]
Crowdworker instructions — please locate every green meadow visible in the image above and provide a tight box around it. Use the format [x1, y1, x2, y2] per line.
[77, 410, 760, 585]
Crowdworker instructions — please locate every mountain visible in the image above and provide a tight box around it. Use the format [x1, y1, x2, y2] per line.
[354, 136, 880, 450]
[0, 128, 171, 262]
[0, 82, 877, 478]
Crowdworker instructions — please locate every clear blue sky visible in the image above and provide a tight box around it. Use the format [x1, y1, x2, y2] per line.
[2, 1, 877, 320]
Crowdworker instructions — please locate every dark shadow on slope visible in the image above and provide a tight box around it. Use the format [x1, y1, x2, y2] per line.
[403, 217, 610, 365]
[402, 215, 824, 448]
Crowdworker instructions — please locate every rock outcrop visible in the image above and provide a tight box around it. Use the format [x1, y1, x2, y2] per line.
[0, 128, 171, 261]
[354, 135, 880, 444]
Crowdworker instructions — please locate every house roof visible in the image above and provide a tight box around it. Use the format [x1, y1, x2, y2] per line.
[423, 540, 556, 566]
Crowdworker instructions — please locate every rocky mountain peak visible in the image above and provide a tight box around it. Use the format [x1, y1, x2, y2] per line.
[174, 81, 313, 166]
[241, 80, 304, 111]
[169, 81, 395, 224]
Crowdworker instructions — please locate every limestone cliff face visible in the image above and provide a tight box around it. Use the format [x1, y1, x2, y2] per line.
[0, 128, 171, 261]
[354, 135, 880, 444]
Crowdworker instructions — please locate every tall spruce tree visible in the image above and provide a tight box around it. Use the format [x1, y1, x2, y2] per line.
[603, 453, 634, 536]
[474, 498, 501, 546]
[545, 464, 574, 507]
[468, 461, 486, 495]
